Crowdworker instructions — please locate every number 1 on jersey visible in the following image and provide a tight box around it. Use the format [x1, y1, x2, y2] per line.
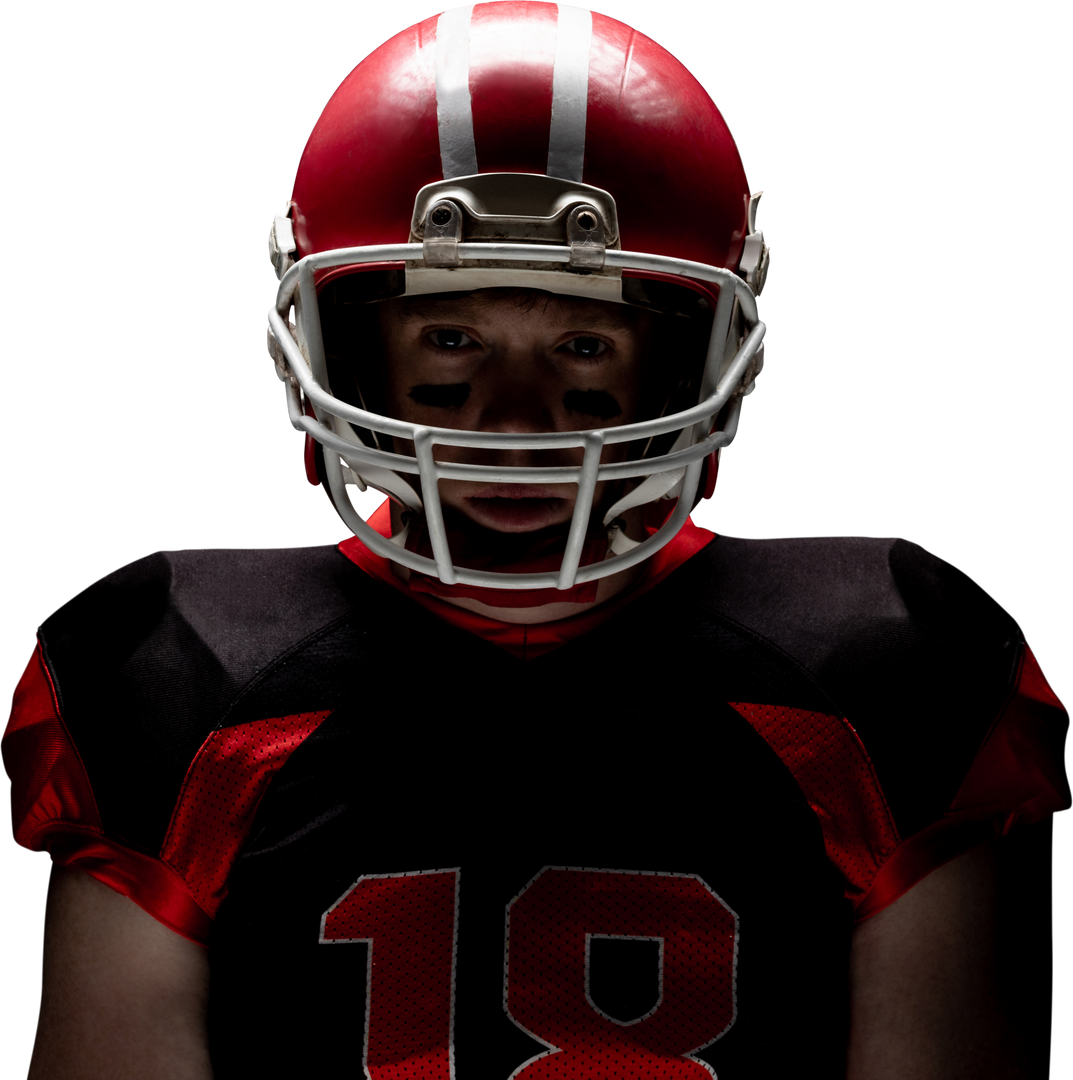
[319, 868, 460, 1080]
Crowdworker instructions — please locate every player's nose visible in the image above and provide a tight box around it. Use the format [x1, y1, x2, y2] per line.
[474, 351, 561, 435]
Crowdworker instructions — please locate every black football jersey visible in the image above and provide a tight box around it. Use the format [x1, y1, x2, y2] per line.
[4, 534, 1069, 1078]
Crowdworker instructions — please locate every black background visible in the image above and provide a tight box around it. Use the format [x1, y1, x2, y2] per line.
[3, 3, 1069, 1073]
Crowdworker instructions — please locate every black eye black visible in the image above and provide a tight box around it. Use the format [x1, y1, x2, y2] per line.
[409, 383, 471, 408]
[563, 389, 622, 419]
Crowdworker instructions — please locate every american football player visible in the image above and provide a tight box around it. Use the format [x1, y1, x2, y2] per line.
[4, 5, 1068, 1079]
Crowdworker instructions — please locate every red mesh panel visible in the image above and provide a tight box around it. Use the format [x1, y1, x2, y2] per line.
[161, 711, 332, 918]
[727, 703, 900, 906]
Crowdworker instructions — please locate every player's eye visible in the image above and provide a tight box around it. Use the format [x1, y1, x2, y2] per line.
[561, 336, 608, 359]
[427, 328, 474, 350]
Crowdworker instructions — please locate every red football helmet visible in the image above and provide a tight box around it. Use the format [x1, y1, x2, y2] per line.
[267, 2, 767, 590]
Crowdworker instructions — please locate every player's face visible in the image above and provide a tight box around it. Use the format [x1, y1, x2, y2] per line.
[378, 292, 651, 534]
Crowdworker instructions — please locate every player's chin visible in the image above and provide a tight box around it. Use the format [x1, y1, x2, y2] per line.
[462, 497, 575, 533]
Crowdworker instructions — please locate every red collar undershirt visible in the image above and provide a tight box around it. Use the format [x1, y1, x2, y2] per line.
[338, 502, 714, 661]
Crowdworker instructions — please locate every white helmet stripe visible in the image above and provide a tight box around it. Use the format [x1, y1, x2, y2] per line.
[547, 5, 592, 181]
[435, 6, 478, 179]
[436, 5, 591, 182]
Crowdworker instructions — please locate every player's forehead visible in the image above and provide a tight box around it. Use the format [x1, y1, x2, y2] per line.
[378, 289, 647, 335]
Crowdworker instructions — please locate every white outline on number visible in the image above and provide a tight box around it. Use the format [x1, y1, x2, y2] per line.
[502, 866, 739, 1080]
[584, 933, 665, 1027]
[319, 867, 461, 1080]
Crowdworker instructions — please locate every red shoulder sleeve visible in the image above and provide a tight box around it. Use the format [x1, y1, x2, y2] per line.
[726, 702, 900, 911]
[731, 646, 1069, 922]
[4, 644, 335, 946]
[854, 644, 1070, 919]
[3, 644, 214, 943]
[4, 644, 102, 848]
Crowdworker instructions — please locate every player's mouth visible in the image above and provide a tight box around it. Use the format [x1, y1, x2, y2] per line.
[463, 485, 573, 532]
